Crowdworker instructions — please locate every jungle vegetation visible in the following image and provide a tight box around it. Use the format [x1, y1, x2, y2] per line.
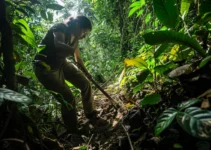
[1, 0, 211, 149]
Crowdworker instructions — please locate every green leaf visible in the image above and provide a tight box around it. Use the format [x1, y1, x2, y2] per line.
[37, 45, 46, 52]
[180, 0, 192, 17]
[40, 10, 48, 20]
[46, 4, 64, 10]
[23, 71, 36, 80]
[199, 56, 211, 68]
[143, 31, 206, 57]
[136, 9, 144, 17]
[178, 99, 202, 111]
[133, 84, 144, 93]
[196, 12, 211, 25]
[13, 19, 36, 47]
[15, 61, 28, 71]
[128, 0, 145, 17]
[145, 13, 151, 23]
[154, 43, 174, 58]
[154, 108, 178, 136]
[176, 107, 211, 140]
[5, 0, 15, 7]
[78, 145, 87, 150]
[141, 93, 161, 105]
[48, 12, 53, 22]
[124, 57, 148, 69]
[136, 69, 150, 83]
[0, 88, 31, 104]
[129, 6, 141, 17]
[22, 6, 36, 14]
[154, 62, 177, 74]
[129, 1, 144, 8]
[65, 80, 73, 87]
[153, 0, 179, 28]
[15, 7, 29, 16]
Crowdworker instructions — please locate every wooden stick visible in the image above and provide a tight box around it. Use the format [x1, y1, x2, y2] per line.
[76, 63, 122, 110]
[89, 77, 120, 110]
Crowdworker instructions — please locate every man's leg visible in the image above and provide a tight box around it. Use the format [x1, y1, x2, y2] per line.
[62, 62, 95, 117]
[34, 66, 78, 133]
[62, 62, 110, 130]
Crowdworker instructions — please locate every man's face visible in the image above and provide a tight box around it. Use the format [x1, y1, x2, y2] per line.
[75, 28, 90, 40]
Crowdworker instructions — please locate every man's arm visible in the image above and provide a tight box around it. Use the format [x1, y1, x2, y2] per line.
[74, 47, 91, 77]
[53, 32, 76, 56]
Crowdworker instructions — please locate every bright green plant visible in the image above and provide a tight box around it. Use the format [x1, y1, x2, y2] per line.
[154, 98, 211, 140]
[128, 0, 145, 17]
[140, 93, 161, 105]
[153, 0, 179, 28]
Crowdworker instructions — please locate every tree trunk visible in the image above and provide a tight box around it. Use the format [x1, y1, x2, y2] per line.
[0, 0, 16, 90]
[116, 0, 132, 58]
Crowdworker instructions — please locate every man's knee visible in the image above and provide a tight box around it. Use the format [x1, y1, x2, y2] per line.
[80, 79, 91, 92]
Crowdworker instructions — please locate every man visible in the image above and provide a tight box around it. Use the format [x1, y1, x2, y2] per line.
[33, 15, 108, 134]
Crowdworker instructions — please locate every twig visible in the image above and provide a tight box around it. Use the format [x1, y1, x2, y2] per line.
[121, 124, 134, 150]
[2, 138, 30, 150]
[86, 134, 94, 149]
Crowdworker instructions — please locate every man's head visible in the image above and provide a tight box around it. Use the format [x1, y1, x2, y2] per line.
[65, 15, 92, 40]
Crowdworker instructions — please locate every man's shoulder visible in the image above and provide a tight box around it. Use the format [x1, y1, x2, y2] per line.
[50, 23, 67, 32]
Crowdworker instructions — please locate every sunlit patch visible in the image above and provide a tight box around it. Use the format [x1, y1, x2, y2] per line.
[70, 10, 78, 18]
[56, 0, 64, 6]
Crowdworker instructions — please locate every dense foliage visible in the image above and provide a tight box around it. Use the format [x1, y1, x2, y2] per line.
[1, 0, 211, 149]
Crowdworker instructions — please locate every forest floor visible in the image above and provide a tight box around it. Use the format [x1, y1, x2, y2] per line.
[60, 61, 211, 150]
[63, 72, 211, 150]
[1, 62, 211, 150]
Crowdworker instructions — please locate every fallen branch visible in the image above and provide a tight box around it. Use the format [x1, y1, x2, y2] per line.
[2, 138, 30, 150]
[121, 124, 134, 150]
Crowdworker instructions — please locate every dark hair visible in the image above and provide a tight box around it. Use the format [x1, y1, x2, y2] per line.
[64, 15, 92, 30]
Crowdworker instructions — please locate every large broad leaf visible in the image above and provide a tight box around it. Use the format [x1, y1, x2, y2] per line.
[178, 99, 202, 111]
[13, 19, 36, 47]
[0, 88, 31, 104]
[136, 69, 150, 84]
[124, 57, 148, 69]
[143, 31, 206, 57]
[153, 0, 179, 28]
[177, 107, 211, 139]
[128, 0, 145, 17]
[140, 93, 161, 105]
[199, 55, 211, 68]
[46, 4, 64, 10]
[154, 108, 178, 136]
[180, 0, 193, 17]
